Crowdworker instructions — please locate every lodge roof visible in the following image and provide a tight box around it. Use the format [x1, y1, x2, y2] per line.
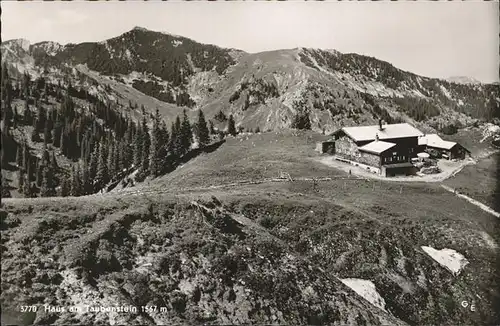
[337, 123, 424, 142]
[358, 140, 396, 155]
[418, 134, 457, 150]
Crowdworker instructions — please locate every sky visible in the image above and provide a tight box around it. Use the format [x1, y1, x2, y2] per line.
[2, 1, 498, 83]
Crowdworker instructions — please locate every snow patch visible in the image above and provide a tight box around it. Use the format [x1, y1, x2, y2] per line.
[421, 246, 469, 275]
[340, 278, 386, 311]
[172, 40, 183, 47]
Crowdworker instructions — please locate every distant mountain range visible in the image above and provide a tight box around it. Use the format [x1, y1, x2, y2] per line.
[446, 76, 482, 85]
[2, 26, 499, 134]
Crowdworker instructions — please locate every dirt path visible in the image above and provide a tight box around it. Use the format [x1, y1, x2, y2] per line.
[441, 185, 500, 218]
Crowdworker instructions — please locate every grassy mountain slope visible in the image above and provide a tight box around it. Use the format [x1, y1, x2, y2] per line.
[2, 131, 499, 325]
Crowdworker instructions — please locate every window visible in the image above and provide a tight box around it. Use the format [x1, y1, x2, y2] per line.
[392, 152, 397, 156]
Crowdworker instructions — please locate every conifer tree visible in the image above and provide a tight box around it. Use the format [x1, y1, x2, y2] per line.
[107, 138, 116, 178]
[81, 160, 91, 195]
[31, 123, 40, 142]
[24, 100, 32, 125]
[133, 124, 143, 168]
[227, 114, 237, 136]
[141, 116, 150, 174]
[113, 140, 120, 177]
[149, 109, 162, 177]
[16, 145, 23, 168]
[1, 173, 11, 199]
[89, 142, 99, 181]
[96, 144, 109, 191]
[59, 127, 68, 155]
[17, 169, 25, 195]
[117, 141, 126, 174]
[36, 160, 43, 188]
[36, 105, 46, 135]
[160, 121, 170, 148]
[42, 147, 50, 167]
[70, 165, 81, 196]
[43, 119, 51, 147]
[13, 106, 19, 128]
[23, 177, 33, 198]
[40, 166, 56, 197]
[26, 157, 32, 187]
[22, 142, 30, 171]
[50, 151, 58, 170]
[60, 174, 70, 197]
[180, 109, 192, 153]
[196, 109, 210, 147]
[168, 119, 179, 154]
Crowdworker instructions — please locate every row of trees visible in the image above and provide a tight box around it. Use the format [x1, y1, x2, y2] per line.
[1, 62, 248, 198]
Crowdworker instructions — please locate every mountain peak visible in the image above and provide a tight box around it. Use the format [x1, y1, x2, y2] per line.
[2, 38, 31, 52]
[132, 26, 150, 32]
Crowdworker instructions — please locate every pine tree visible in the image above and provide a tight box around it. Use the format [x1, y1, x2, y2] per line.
[23, 177, 33, 198]
[196, 109, 210, 147]
[43, 118, 51, 147]
[70, 165, 81, 197]
[22, 142, 30, 171]
[113, 140, 120, 177]
[16, 145, 23, 168]
[141, 116, 150, 174]
[31, 120, 40, 142]
[133, 124, 143, 168]
[17, 169, 25, 195]
[81, 160, 91, 195]
[107, 139, 116, 179]
[180, 110, 192, 153]
[169, 118, 180, 155]
[89, 142, 99, 181]
[60, 174, 70, 197]
[149, 109, 162, 177]
[1, 173, 12, 199]
[24, 100, 32, 125]
[26, 157, 32, 185]
[227, 114, 237, 136]
[42, 147, 50, 167]
[36, 105, 46, 135]
[142, 130, 151, 174]
[36, 160, 43, 188]
[50, 151, 58, 169]
[40, 166, 56, 197]
[13, 106, 19, 128]
[96, 144, 109, 191]
[23, 72, 31, 99]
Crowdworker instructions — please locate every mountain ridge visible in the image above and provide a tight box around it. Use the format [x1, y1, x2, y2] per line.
[1, 26, 498, 135]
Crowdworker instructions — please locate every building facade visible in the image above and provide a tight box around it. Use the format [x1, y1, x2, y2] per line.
[332, 121, 424, 177]
[418, 134, 470, 160]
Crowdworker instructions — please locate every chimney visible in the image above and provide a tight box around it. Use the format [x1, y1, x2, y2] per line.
[375, 133, 379, 141]
[378, 119, 383, 130]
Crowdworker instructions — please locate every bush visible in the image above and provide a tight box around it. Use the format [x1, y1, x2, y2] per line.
[259, 216, 278, 229]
